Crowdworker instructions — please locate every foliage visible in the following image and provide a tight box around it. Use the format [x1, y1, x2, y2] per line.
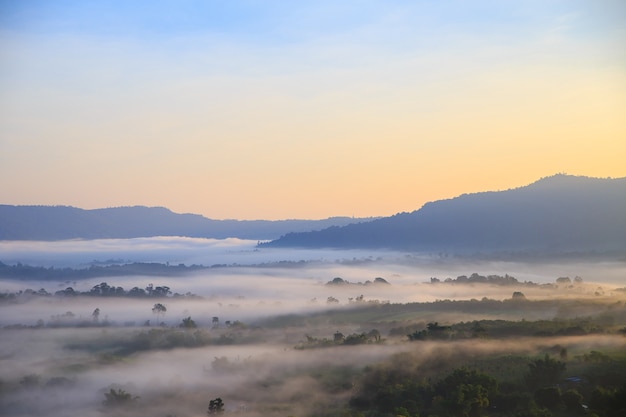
[434, 368, 498, 417]
[180, 316, 197, 329]
[103, 388, 139, 407]
[2, 271, 626, 417]
[350, 365, 497, 417]
[0, 261, 208, 282]
[0, 278, 200, 302]
[407, 322, 451, 340]
[207, 397, 224, 414]
[561, 389, 584, 414]
[297, 329, 383, 349]
[152, 303, 167, 323]
[534, 386, 561, 410]
[589, 383, 626, 416]
[347, 346, 626, 417]
[525, 354, 566, 389]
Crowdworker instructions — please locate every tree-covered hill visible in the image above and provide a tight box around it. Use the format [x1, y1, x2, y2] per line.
[0, 205, 374, 240]
[263, 175, 626, 252]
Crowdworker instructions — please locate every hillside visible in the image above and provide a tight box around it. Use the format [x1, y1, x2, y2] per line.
[262, 175, 626, 252]
[0, 205, 373, 241]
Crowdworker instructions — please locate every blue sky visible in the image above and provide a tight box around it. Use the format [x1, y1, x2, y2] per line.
[1, 1, 624, 219]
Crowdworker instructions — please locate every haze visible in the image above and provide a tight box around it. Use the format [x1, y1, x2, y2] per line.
[2, 238, 626, 416]
[2, 237, 625, 328]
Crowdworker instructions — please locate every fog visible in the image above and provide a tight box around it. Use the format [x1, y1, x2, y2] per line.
[0, 237, 396, 268]
[1, 237, 624, 284]
[3, 326, 626, 417]
[2, 264, 624, 329]
[1, 238, 624, 328]
[1, 237, 625, 416]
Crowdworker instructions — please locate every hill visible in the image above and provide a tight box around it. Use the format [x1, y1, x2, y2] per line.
[262, 175, 626, 252]
[0, 205, 374, 241]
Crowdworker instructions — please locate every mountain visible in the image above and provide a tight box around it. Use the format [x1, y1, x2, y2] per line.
[0, 205, 375, 241]
[262, 175, 626, 252]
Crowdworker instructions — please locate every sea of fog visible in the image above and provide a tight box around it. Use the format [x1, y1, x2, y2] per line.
[2, 238, 625, 417]
[1, 236, 624, 283]
[0, 236, 433, 269]
[1, 237, 624, 327]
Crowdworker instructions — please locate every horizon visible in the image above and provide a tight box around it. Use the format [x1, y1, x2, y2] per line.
[0, 172, 626, 221]
[2, 172, 623, 221]
[1, 1, 625, 220]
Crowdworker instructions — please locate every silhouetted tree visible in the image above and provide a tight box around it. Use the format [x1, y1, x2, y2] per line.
[153, 285, 171, 297]
[344, 333, 368, 345]
[181, 316, 197, 329]
[152, 303, 167, 323]
[368, 329, 381, 342]
[207, 397, 224, 414]
[512, 291, 527, 300]
[128, 286, 146, 297]
[92, 308, 100, 323]
[103, 388, 139, 407]
[91, 282, 112, 296]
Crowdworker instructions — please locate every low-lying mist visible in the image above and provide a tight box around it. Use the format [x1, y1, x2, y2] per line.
[2, 327, 625, 417]
[2, 237, 625, 416]
[2, 265, 624, 328]
[1, 237, 624, 285]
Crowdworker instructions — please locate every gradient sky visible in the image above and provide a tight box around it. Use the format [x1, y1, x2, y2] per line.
[1, 1, 624, 220]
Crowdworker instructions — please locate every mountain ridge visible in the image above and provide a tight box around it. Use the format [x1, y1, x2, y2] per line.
[3, 174, 625, 250]
[262, 174, 626, 252]
[0, 205, 376, 241]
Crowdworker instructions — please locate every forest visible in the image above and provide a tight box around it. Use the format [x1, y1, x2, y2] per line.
[1, 269, 625, 417]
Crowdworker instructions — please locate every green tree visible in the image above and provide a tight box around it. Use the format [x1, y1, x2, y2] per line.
[436, 368, 498, 417]
[534, 386, 561, 410]
[439, 383, 489, 417]
[589, 386, 613, 413]
[525, 355, 566, 388]
[562, 389, 584, 414]
[181, 316, 197, 329]
[394, 406, 417, 417]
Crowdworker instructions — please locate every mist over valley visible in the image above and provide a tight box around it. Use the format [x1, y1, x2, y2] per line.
[2, 176, 626, 416]
[3, 0, 625, 414]
[2, 234, 626, 416]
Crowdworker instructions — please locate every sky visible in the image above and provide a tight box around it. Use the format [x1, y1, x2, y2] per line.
[0, 0, 624, 220]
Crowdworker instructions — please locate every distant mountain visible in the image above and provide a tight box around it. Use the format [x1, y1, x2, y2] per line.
[263, 175, 626, 252]
[0, 205, 375, 241]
